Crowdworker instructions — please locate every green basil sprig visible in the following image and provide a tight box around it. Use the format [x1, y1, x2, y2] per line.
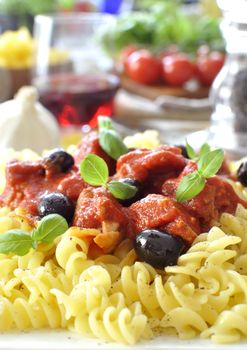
[176, 147, 224, 202]
[107, 180, 137, 200]
[31, 214, 68, 244]
[185, 139, 196, 159]
[80, 153, 109, 186]
[98, 116, 128, 160]
[199, 143, 211, 159]
[80, 154, 138, 200]
[185, 140, 211, 160]
[0, 214, 68, 256]
[0, 230, 33, 256]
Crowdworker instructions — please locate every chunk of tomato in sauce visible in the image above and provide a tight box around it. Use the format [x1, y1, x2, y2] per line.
[126, 194, 199, 244]
[74, 131, 116, 175]
[116, 146, 186, 183]
[73, 187, 129, 231]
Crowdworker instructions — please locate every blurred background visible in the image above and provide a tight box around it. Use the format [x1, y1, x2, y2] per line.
[0, 0, 225, 149]
[0, 0, 221, 31]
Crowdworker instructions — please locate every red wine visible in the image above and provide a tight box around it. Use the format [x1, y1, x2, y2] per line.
[34, 73, 119, 128]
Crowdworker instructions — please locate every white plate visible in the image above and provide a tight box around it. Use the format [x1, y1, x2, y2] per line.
[0, 330, 246, 350]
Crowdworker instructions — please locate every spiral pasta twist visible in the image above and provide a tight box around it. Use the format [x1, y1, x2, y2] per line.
[111, 262, 163, 318]
[55, 228, 95, 283]
[0, 296, 65, 331]
[52, 265, 148, 344]
[13, 264, 71, 304]
[84, 299, 147, 345]
[202, 304, 247, 343]
[0, 207, 34, 233]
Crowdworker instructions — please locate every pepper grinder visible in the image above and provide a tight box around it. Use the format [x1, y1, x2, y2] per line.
[209, 0, 247, 156]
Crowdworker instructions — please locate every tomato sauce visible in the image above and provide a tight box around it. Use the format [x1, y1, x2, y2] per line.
[0, 161, 87, 216]
[162, 161, 247, 232]
[126, 194, 199, 244]
[73, 187, 129, 230]
[116, 145, 186, 183]
[0, 132, 246, 246]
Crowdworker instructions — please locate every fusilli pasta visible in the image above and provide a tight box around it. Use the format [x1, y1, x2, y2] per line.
[1, 196, 247, 344]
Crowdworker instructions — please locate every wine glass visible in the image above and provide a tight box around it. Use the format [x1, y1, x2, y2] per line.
[32, 13, 119, 130]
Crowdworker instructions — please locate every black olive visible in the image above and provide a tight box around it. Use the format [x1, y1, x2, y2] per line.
[237, 161, 247, 186]
[117, 178, 142, 206]
[43, 148, 74, 173]
[134, 229, 186, 269]
[175, 145, 189, 158]
[38, 192, 75, 223]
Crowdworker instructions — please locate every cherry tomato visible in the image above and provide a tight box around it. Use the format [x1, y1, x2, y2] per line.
[121, 45, 138, 70]
[162, 53, 195, 87]
[196, 51, 225, 86]
[125, 50, 162, 85]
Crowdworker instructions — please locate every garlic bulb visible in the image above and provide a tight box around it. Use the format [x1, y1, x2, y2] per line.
[0, 86, 60, 153]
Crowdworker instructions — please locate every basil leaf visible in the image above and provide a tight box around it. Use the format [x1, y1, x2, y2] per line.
[99, 129, 128, 161]
[107, 180, 138, 200]
[176, 172, 205, 202]
[32, 214, 68, 244]
[98, 116, 114, 130]
[197, 149, 224, 178]
[185, 140, 196, 159]
[199, 143, 211, 158]
[0, 230, 33, 256]
[80, 154, 109, 186]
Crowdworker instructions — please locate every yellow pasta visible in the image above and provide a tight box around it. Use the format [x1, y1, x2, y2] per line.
[55, 232, 94, 283]
[0, 296, 65, 331]
[0, 204, 247, 344]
